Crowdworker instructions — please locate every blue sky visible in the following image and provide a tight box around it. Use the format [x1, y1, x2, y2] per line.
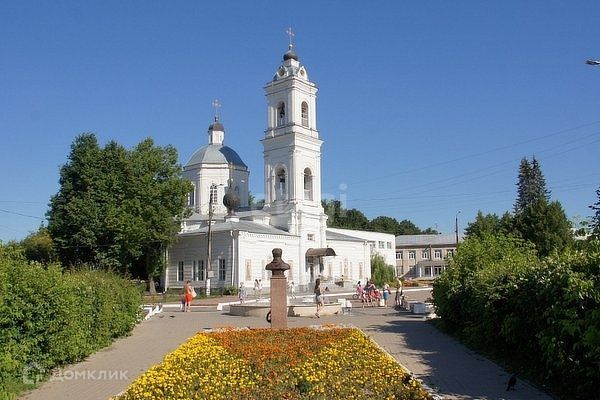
[1, 1, 600, 242]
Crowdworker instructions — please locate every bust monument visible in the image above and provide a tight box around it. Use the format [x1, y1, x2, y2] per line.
[265, 248, 290, 277]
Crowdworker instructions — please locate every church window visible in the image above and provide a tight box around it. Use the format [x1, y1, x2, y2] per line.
[276, 102, 286, 126]
[193, 260, 205, 281]
[209, 184, 218, 206]
[422, 250, 430, 260]
[177, 261, 184, 281]
[408, 251, 416, 260]
[188, 185, 195, 207]
[396, 251, 403, 260]
[378, 241, 385, 249]
[218, 259, 226, 281]
[303, 168, 313, 201]
[301, 102, 309, 127]
[276, 168, 287, 200]
[434, 249, 442, 259]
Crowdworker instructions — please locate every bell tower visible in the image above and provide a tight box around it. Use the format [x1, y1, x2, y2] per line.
[262, 31, 328, 252]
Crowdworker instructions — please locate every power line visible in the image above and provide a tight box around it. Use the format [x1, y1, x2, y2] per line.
[0, 208, 45, 220]
[324, 121, 600, 191]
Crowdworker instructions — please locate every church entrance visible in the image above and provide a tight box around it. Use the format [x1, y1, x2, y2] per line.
[305, 248, 336, 282]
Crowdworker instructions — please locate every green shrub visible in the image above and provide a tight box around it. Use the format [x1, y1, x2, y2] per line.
[432, 235, 600, 399]
[0, 245, 142, 398]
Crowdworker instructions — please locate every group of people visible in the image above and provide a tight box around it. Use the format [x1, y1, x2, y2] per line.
[356, 277, 403, 308]
[183, 276, 404, 315]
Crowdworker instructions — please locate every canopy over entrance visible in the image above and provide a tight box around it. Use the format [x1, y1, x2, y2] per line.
[306, 248, 337, 257]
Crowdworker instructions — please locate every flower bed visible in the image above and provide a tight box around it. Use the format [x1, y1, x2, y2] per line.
[116, 326, 432, 400]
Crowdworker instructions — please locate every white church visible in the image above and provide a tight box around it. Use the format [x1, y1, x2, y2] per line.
[163, 43, 395, 292]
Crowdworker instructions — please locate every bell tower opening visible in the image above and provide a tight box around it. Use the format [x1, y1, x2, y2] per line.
[277, 102, 286, 127]
[275, 167, 287, 201]
[301, 102, 309, 127]
[303, 168, 313, 201]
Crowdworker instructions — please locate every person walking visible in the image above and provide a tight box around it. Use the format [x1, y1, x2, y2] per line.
[238, 282, 247, 304]
[254, 279, 259, 298]
[314, 278, 324, 318]
[257, 279, 263, 299]
[394, 277, 403, 307]
[182, 280, 193, 312]
[288, 280, 296, 299]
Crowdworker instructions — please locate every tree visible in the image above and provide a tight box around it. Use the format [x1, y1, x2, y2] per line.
[591, 188, 600, 235]
[20, 225, 56, 264]
[322, 200, 369, 230]
[514, 156, 550, 213]
[343, 209, 370, 230]
[47, 134, 192, 292]
[465, 211, 515, 239]
[397, 219, 421, 235]
[369, 216, 400, 235]
[513, 198, 572, 257]
[322, 199, 343, 226]
[370, 253, 395, 286]
[421, 227, 439, 234]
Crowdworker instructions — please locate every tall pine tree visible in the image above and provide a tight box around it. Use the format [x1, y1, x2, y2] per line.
[591, 187, 600, 235]
[514, 156, 550, 213]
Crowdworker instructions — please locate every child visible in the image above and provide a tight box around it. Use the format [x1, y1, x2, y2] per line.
[238, 282, 247, 304]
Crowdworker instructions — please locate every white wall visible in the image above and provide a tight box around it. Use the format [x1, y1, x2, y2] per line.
[327, 228, 396, 266]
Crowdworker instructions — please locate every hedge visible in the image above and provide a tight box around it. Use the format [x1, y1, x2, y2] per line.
[432, 235, 600, 399]
[0, 245, 142, 399]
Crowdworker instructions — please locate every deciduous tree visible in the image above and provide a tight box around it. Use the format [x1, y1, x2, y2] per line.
[47, 134, 192, 291]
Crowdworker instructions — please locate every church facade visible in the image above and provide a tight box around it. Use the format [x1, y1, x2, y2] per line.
[163, 45, 394, 292]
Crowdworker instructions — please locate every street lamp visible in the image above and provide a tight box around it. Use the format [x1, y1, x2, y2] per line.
[586, 60, 600, 66]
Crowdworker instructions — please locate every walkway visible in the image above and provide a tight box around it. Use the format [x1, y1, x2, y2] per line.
[20, 289, 552, 400]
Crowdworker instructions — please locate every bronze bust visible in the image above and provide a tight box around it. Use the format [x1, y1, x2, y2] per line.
[265, 248, 290, 277]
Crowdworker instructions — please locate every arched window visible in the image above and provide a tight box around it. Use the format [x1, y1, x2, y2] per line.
[275, 168, 287, 200]
[276, 102, 286, 127]
[209, 184, 218, 206]
[301, 102, 309, 127]
[187, 184, 196, 206]
[303, 168, 313, 201]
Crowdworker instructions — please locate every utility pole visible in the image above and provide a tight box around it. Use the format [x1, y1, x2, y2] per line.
[455, 211, 461, 246]
[206, 192, 215, 296]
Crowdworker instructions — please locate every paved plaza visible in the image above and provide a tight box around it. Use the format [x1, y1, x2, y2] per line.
[20, 289, 552, 400]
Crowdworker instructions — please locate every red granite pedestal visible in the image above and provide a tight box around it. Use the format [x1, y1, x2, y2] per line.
[269, 275, 288, 329]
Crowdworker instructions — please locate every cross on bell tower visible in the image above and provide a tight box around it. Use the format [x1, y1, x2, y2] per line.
[286, 27, 295, 48]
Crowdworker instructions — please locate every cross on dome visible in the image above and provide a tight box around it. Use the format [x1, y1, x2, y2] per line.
[211, 99, 221, 121]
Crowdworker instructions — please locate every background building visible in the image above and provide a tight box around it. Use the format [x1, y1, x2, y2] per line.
[395, 234, 463, 279]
